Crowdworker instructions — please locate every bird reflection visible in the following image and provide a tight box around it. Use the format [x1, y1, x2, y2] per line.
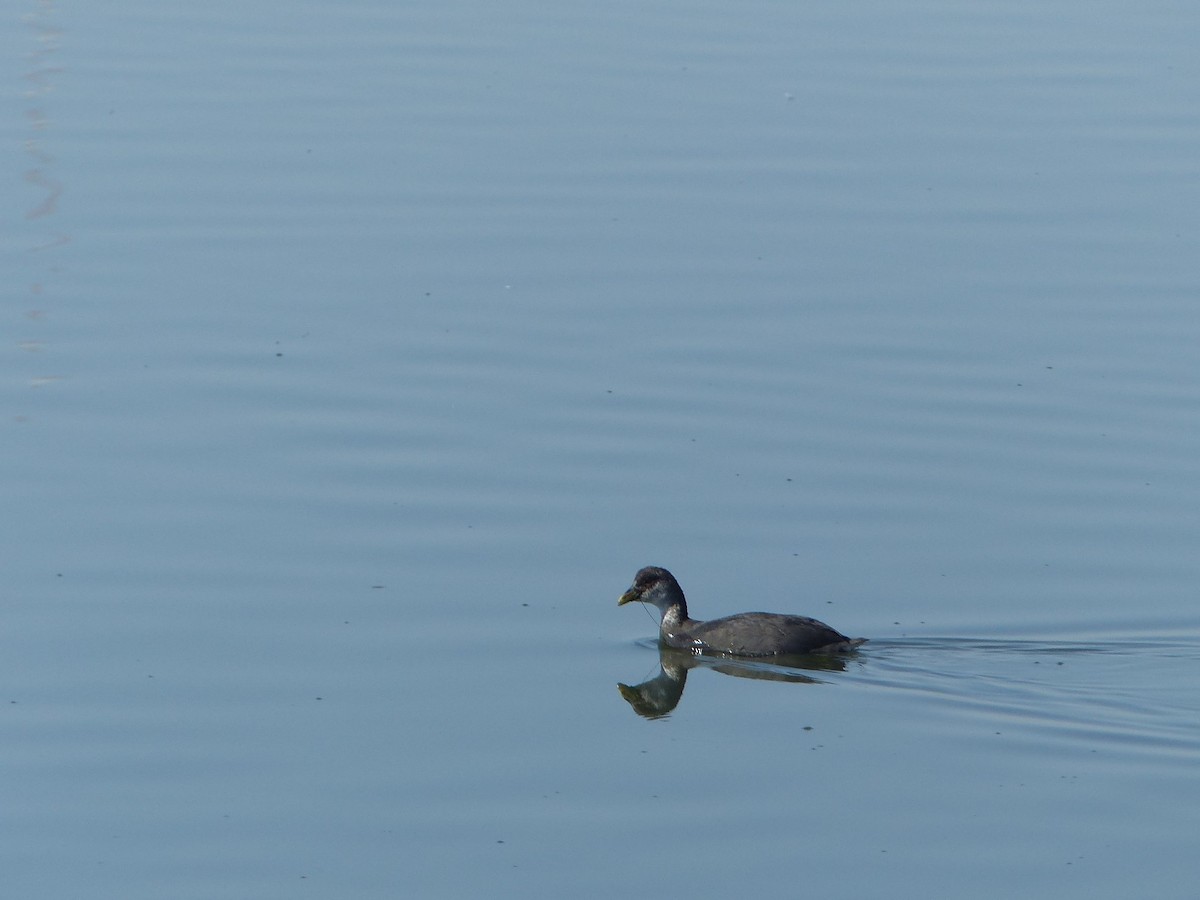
[618, 644, 854, 719]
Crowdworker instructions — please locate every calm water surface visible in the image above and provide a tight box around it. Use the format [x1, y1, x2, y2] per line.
[4, 0, 1200, 897]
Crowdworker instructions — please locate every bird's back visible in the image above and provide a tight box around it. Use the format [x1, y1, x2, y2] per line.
[684, 612, 861, 657]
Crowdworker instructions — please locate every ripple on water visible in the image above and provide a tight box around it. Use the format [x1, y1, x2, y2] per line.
[847, 631, 1200, 766]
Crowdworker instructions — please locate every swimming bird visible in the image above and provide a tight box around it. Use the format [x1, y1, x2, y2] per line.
[618, 566, 865, 657]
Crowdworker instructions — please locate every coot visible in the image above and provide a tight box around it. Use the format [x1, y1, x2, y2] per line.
[618, 566, 865, 657]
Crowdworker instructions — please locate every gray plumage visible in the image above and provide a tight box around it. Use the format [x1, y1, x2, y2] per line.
[619, 566, 865, 657]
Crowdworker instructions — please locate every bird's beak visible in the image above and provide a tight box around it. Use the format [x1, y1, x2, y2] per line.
[618, 587, 640, 606]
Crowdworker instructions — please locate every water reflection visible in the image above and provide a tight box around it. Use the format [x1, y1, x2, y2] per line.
[618, 644, 855, 719]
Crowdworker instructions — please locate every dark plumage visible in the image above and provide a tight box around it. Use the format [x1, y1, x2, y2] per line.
[618, 566, 865, 657]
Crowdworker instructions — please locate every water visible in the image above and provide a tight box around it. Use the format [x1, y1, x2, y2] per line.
[5, 0, 1200, 896]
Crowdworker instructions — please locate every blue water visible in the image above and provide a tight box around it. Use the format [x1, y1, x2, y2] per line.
[5, 0, 1200, 897]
